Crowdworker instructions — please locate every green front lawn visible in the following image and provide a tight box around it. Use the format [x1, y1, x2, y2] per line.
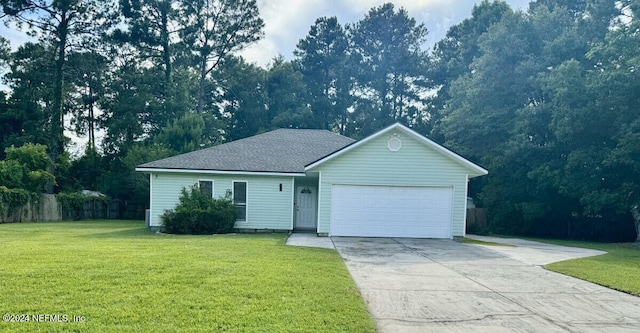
[533, 238, 640, 296]
[0, 220, 375, 332]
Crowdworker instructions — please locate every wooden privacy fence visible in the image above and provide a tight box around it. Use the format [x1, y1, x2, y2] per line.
[466, 208, 487, 233]
[61, 198, 109, 221]
[0, 194, 142, 223]
[0, 194, 61, 223]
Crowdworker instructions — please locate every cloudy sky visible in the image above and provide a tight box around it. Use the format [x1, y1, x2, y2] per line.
[241, 0, 531, 66]
[1, 0, 531, 67]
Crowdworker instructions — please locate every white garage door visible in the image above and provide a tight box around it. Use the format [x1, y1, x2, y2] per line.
[330, 185, 453, 238]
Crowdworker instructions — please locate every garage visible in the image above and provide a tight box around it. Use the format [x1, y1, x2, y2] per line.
[329, 185, 453, 238]
[306, 123, 487, 238]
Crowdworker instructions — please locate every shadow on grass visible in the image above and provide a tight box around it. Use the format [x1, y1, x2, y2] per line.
[81, 227, 156, 238]
[53, 220, 150, 238]
[61, 219, 142, 229]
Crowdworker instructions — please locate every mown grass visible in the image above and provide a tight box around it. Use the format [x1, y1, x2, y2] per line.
[462, 238, 515, 247]
[531, 238, 640, 296]
[0, 220, 376, 332]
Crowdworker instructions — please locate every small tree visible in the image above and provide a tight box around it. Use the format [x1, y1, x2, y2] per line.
[0, 143, 55, 215]
[1, 143, 55, 193]
[161, 184, 236, 234]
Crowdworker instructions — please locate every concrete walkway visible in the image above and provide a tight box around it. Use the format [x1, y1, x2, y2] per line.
[465, 234, 606, 265]
[331, 237, 640, 333]
[285, 232, 335, 249]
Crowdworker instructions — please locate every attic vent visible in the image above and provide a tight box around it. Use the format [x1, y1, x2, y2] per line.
[387, 136, 402, 152]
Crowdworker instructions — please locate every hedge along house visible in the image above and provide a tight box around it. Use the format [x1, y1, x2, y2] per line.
[136, 123, 487, 238]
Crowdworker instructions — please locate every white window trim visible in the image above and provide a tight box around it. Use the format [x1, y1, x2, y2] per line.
[316, 171, 322, 234]
[197, 179, 215, 197]
[232, 180, 248, 223]
[290, 178, 295, 230]
[149, 173, 155, 226]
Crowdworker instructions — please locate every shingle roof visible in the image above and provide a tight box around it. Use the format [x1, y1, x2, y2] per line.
[137, 129, 355, 174]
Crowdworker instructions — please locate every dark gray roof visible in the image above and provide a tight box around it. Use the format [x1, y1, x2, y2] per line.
[137, 129, 355, 174]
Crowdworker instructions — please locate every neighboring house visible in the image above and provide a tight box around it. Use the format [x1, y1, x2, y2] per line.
[136, 123, 487, 238]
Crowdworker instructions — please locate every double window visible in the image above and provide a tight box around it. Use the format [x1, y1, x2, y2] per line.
[233, 181, 247, 222]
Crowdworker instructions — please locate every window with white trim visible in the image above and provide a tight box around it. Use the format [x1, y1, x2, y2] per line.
[233, 181, 247, 221]
[198, 180, 213, 197]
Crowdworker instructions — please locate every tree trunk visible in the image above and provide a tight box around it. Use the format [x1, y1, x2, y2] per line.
[88, 85, 95, 151]
[197, 56, 207, 113]
[48, 14, 70, 194]
[161, 4, 171, 100]
[632, 205, 640, 242]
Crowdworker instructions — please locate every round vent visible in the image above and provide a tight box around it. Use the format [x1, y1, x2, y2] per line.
[387, 137, 402, 152]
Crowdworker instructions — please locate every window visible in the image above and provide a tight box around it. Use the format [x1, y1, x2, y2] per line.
[233, 181, 247, 221]
[198, 180, 213, 197]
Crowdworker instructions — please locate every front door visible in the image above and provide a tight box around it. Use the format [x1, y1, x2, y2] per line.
[295, 186, 316, 229]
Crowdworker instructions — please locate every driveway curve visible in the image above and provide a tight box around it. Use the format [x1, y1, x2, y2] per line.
[332, 236, 640, 333]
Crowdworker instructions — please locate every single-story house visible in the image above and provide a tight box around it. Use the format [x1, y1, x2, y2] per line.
[136, 123, 487, 238]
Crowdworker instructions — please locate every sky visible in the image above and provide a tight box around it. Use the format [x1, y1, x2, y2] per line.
[0, 0, 532, 153]
[239, 0, 531, 66]
[1, 0, 532, 66]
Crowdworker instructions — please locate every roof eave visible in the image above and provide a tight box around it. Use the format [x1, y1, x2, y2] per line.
[468, 170, 489, 179]
[135, 167, 305, 177]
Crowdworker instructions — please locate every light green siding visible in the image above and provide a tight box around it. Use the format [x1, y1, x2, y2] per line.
[149, 173, 294, 230]
[308, 130, 473, 237]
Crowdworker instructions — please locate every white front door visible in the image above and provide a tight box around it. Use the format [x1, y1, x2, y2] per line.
[295, 186, 317, 229]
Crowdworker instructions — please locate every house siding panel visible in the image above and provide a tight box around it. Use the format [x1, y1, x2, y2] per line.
[309, 130, 472, 237]
[149, 173, 293, 230]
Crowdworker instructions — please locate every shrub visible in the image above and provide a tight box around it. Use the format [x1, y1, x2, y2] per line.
[0, 144, 55, 193]
[0, 160, 24, 188]
[161, 184, 236, 234]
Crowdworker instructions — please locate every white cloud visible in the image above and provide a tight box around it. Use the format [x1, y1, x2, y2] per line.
[240, 0, 336, 66]
[343, 0, 451, 12]
[240, 39, 279, 67]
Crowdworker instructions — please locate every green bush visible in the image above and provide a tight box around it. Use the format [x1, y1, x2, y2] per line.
[161, 184, 237, 234]
[0, 160, 24, 188]
[0, 144, 55, 193]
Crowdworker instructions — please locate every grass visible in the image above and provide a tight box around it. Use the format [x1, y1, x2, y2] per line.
[526, 238, 640, 296]
[0, 220, 376, 333]
[462, 238, 515, 247]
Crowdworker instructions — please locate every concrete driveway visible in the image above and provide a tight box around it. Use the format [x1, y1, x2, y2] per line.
[332, 236, 640, 333]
